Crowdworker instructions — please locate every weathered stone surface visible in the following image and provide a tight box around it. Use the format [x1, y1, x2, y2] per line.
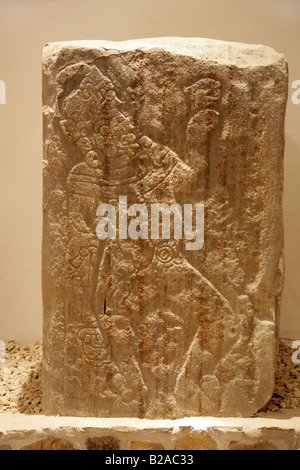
[42, 38, 288, 418]
[174, 431, 217, 450]
[228, 441, 277, 450]
[130, 441, 165, 450]
[86, 436, 120, 450]
[21, 438, 74, 450]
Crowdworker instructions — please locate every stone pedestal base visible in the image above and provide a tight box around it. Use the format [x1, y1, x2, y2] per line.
[0, 412, 299, 450]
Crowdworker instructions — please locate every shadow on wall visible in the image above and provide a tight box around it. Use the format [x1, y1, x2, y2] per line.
[280, 135, 300, 339]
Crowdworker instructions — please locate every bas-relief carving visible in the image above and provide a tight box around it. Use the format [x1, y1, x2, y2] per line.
[42, 40, 287, 418]
[58, 63, 231, 416]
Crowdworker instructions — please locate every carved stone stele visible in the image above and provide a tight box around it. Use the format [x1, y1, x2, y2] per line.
[42, 38, 288, 418]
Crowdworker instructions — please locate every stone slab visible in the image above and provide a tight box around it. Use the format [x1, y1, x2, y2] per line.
[42, 37, 288, 418]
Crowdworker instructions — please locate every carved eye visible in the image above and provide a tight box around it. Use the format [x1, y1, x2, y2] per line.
[156, 245, 173, 264]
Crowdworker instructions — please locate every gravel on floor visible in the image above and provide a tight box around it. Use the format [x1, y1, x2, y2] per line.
[0, 340, 42, 414]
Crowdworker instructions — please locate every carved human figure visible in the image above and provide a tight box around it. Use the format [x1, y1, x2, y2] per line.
[57, 62, 237, 416]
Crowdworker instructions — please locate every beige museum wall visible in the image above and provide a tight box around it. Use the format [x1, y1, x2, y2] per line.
[0, 0, 299, 343]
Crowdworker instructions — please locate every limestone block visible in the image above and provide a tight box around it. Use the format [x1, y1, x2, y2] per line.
[42, 38, 288, 418]
[85, 436, 120, 450]
[228, 441, 277, 450]
[21, 438, 74, 450]
[174, 431, 217, 450]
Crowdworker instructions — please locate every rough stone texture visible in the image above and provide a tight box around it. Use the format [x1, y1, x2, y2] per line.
[228, 440, 277, 450]
[174, 431, 217, 450]
[130, 441, 165, 450]
[0, 341, 42, 414]
[211, 425, 297, 451]
[259, 339, 300, 412]
[21, 438, 74, 450]
[42, 38, 288, 418]
[85, 435, 120, 450]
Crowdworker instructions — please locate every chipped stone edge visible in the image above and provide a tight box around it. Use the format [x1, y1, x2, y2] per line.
[42, 36, 287, 70]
